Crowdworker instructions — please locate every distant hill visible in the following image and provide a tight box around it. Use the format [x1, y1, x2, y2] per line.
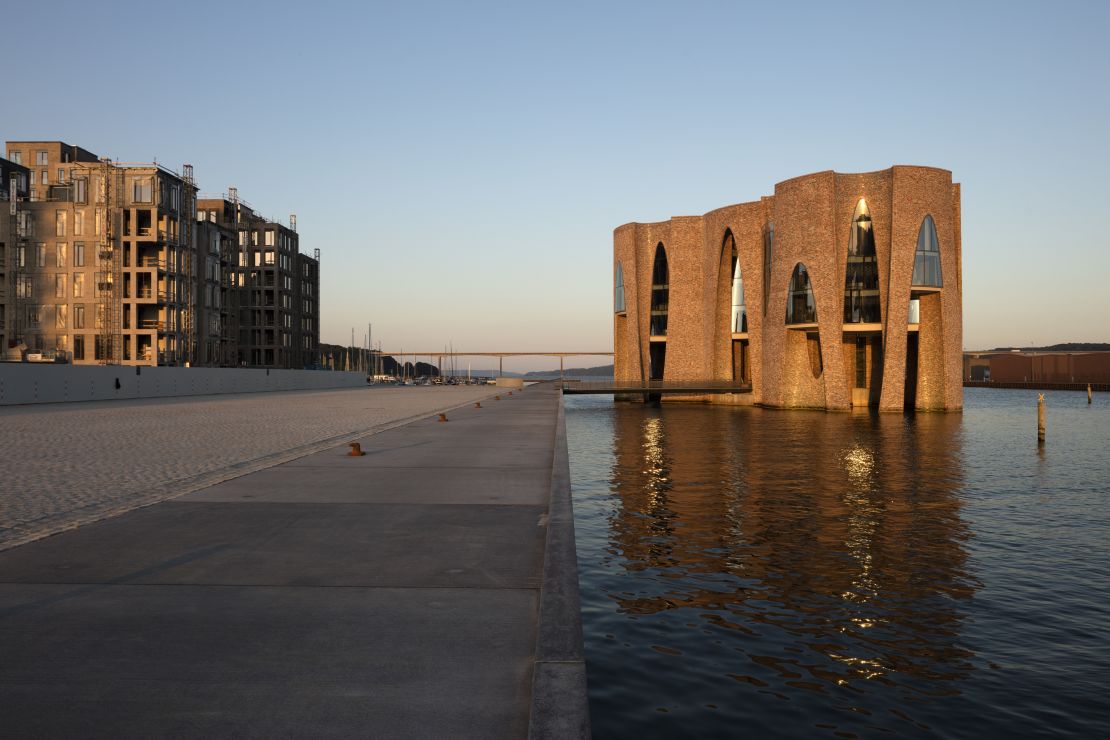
[524, 364, 614, 378]
[988, 343, 1110, 352]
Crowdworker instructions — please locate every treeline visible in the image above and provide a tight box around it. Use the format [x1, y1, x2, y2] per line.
[989, 343, 1110, 352]
[318, 343, 438, 376]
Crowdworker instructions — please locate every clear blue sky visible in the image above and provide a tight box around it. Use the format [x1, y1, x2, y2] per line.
[5, 0, 1108, 370]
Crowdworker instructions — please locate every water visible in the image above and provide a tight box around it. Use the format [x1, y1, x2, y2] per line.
[566, 388, 1110, 738]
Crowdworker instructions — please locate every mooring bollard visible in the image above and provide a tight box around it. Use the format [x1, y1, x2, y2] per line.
[438, 413, 448, 422]
[1037, 394, 1046, 445]
[1088, 384, 1093, 404]
[348, 442, 366, 457]
[475, 402, 482, 408]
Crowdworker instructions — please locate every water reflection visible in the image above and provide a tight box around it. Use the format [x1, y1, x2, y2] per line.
[601, 403, 976, 736]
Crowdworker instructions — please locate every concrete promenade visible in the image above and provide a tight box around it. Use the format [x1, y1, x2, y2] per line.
[0, 385, 496, 550]
[0, 383, 589, 738]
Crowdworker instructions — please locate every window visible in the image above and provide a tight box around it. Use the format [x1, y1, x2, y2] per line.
[239, 230, 248, 246]
[74, 177, 88, 203]
[132, 178, 153, 203]
[40, 170, 48, 185]
[614, 262, 625, 313]
[650, 243, 669, 336]
[95, 304, 106, 330]
[786, 263, 817, 325]
[27, 305, 42, 327]
[36, 243, 46, 267]
[265, 230, 274, 246]
[8, 151, 20, 164]
[74, 211, 84, 236]
[36, 150, 48, 165]
[264, 250, 275, 265]
[729, 239, 747, 333]
[55, 273, 67, 298]
[55, 304, 68, 329]
[912, 215, 943, 287]
[843, 198, 881, 323]
[73, 272, 85, 297]
[95, 211, 102, 236]
[56, 210, 67, 236]
[254, 251, 262, 267]
[56, 242, 67, 267]
[762, 222, 774, 316]
[16, 244, 26, 267]
[17, 275, 33, 298]
[74, 242, 85, 267]
[73, 335, 85, 360]
[74, 304, 86, 329]
[57, 168, 64, 182]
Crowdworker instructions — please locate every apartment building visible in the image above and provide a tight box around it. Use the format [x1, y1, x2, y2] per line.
[3, 140, 320, 368]
[1, 155, 32, 354]
[196, 194, 320, 369]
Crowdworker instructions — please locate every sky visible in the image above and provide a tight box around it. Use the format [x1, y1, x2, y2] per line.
[4, 0, 1108, 371]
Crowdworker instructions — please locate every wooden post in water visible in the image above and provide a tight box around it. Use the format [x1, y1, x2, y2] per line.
[1037, 394, 1046, 445]
[1088, 383, 1093, 404]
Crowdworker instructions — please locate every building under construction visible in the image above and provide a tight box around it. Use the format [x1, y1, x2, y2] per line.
[1, 140, 320, 369]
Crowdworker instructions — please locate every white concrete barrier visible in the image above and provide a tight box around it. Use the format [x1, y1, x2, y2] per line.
[0, 364, 365, 406]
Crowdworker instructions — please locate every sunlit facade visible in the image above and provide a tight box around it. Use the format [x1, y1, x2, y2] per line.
[612, 166, 963, 411]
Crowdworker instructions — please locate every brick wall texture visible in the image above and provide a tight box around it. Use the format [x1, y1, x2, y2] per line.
[613, 166, 963, 412]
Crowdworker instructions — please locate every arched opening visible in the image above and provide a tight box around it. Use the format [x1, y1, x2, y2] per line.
[907, 215, 943, 410]
[719, 230, 750, 383]
[649, 243, 668, 381]
[843, 199, 883, 407]
[785, 263, 816, 326]
[614, 262, 626, 314]
[843, 198, 880, 323]
[723, 229, 750, 381]
[912, 215, 942, 288]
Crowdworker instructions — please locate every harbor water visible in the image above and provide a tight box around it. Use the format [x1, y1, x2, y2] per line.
[566, 388, 1110, 738]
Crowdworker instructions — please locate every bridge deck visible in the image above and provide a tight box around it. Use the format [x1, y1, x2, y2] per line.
[561, 381, 752, 395]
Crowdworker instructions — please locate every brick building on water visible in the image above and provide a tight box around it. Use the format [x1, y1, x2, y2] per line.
[613, 166, 963, 411]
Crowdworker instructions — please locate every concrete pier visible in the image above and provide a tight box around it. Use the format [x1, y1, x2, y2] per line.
[0, 383, 588, 738]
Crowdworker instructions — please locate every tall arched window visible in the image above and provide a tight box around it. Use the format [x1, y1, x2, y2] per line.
[731, 241, 747, 333]
[614, 262, 625, 313]
[762, 222, 774, 316]
[650, 243, 668, 336]
[912, 215, 942, 287]
[786, 263, 817, 325]
[844, 198, 881, 323]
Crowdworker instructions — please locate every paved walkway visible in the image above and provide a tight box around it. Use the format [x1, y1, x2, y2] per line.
[0, 385, 495, 550]
[0, 383, 588, 738]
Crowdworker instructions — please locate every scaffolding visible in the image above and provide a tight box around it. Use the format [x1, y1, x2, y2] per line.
[181, 163, 196, 365]
[6, 173, 30, 355]
[95, 159, 122, 364]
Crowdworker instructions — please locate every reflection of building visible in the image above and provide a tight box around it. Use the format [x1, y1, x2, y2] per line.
[613, 167, 963, 411]
[606, 402, 974, 688]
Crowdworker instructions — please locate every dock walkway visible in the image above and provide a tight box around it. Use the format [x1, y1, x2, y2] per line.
[0, 383, 588, 738]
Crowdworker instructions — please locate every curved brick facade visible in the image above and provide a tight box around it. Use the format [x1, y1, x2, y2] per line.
[613, 166, 962, 411]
